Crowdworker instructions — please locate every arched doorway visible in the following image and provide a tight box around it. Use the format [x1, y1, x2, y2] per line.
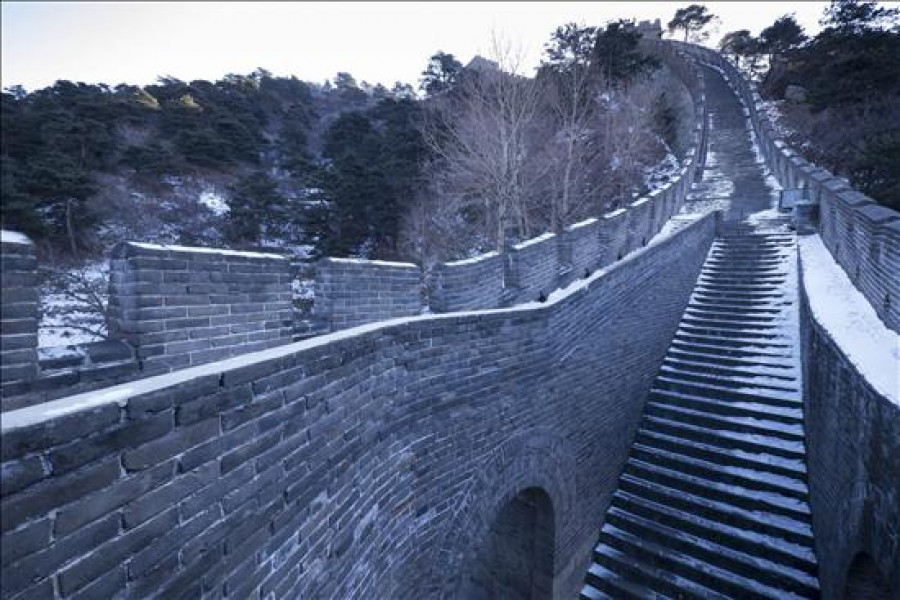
[843, 552, 892, 599]
[460, 487, 555, 600]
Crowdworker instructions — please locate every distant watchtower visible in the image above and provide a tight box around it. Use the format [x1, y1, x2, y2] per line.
[634, 18, 663, 39]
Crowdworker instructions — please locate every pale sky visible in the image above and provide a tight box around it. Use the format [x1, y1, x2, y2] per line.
[2, 2, 833, 91]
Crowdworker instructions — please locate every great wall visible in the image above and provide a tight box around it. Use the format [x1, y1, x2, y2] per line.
[1, 36, 897, 600]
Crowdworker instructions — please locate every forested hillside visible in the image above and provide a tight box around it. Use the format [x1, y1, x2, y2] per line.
[718, 0, 900, 209]
[1, 20, 691, 267]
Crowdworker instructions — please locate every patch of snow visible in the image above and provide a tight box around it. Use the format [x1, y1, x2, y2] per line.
[566, 217, 599, 231]
[328, 257, 418, 268]
[604, 209, 627, 220]
[39, 261, 108, 348]
[198, 190, 229, 216]
[445, 251, 500, 266]
[129, 242, 286, 260]
[1, 230, 32, 245]
[37, 345, 86, 360]
[799, 235, 900, 404]
[292, 278, 315, 302]
[513, 232, 555, 250]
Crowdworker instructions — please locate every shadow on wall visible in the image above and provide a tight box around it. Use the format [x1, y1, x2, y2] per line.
[461, 487, 555, 600]
[842, 552, 892, 600]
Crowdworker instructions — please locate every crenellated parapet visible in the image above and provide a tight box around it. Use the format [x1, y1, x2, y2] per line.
[664, 41, 899, 333]
[108, 242, 294, 374]
[1, 231, 39, 396]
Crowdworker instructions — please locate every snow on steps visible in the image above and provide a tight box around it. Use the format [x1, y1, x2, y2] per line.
[581, 226, 820, 599]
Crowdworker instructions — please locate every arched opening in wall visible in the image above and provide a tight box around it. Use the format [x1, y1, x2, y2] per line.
[843, 552, 892, 599]
[460, 487, 555, 600]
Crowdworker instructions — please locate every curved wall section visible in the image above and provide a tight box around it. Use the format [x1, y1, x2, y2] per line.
[0, 214, 717, 599]
[668, 41, 900, 333]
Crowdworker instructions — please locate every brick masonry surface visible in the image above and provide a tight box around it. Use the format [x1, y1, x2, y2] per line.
[665, 40, 900, 333]
[107, 243, 294, 374]
[800, 285, 900, 599]
[1, 233, 39, 395]
[313, 258, 422, 330]
[429, 252, 505, 313]
[0, 213, 717, 600]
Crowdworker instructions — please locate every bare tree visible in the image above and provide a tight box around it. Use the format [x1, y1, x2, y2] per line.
[536, 23, 604, 232]
[422, 32, 543, 251]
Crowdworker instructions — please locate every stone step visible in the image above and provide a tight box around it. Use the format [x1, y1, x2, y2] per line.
[649, 388, 801, 424]
[591, 543, 724, 600]
[615, 480, 817, 561]
[686, 304, 784, 318]
[578, 581, 613, 600]
[684, 303, 779, 323]
[666, 346, 794, 369]
[662, 355, 797, 382]
[601, 519, 814, 600]
[584, 560, 663, 600]
[654, 376, 800, 407]
[604, 509, 819, 598]
[676, 323, 788, 341]
[636, 429, 807, 481]
[671, 334, 793, 355]
[645, 401, 804, 442]
[688, 296, 787, 310]
[658, 366, 799, 395]
[625, 458, 812, 521]
[643, 414, 806, 460]
[691, 290, 786, 303]
[698, 274, 786, 286]
[630, 443, 808, 499]
[680, 315, 782, 332]
[704, 258, 785, 268]
[709, 249, 787, 258]
[699, 267, 786, 277]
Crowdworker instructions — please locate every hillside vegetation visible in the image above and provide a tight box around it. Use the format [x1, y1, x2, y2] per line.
[1, 21, 692, 269]
[719, 0, 900, 210]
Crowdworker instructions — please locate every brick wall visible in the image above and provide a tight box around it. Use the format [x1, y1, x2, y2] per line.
[560, 218, 602, 283]
[508, 233, 559, 303]
[667, 40, 900, 332]
[107, 242, 293, 374]
[429, 251, 504, 313]
[800, 280, 900, 599]
[0, 213, 718, 600]
[1, 231, 39, 399]
[314, 257, 421, 330]
[597, 209, 631, 265]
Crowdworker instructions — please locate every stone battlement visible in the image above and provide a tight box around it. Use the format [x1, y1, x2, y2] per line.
[661, 40, 900, 334]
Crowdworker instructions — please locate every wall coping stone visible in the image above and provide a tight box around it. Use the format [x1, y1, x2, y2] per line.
[0, 230, 32, 246]
[513, 232, 556, 250]
[325, 257, 418, 269]
[443, 251, 501, 267]
[856, 204, 899, 224]
[565, 218, 599, 232]
[114, 241, 288, 261]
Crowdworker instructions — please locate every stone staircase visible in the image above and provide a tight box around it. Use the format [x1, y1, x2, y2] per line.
[581, 225, 821, 599]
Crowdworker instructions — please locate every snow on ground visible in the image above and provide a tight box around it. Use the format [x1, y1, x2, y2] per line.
[39, 261, 109, 348]
[644, 152, 681, 193]
[292, 278, 315, 302]
[799, 235, 900, 404]
[198, 189, 229, 216]
[758, 100, 794, 140]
